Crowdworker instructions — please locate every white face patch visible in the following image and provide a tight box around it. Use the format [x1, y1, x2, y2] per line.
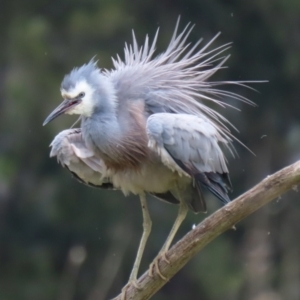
[61, 80, 95, 117]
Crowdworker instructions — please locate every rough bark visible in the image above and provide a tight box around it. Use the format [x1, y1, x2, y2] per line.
[113, 160, 300, 300]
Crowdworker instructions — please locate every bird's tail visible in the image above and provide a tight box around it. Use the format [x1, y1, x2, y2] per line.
[195, 172, 232, 205]
[175, 182, 207, 213]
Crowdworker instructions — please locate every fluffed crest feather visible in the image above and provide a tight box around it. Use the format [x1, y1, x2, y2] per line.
[104, 18, 260, 154]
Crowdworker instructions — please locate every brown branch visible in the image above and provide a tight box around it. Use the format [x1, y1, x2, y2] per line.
[112, 160, 300, 300]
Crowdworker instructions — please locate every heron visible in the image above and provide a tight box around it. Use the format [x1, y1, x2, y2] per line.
[43, 19, 254, 292]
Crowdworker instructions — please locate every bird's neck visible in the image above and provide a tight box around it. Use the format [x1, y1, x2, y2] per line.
[81, 100, 149, 171]
[81, 76, 121, 150]
[82, 107, 121, 152]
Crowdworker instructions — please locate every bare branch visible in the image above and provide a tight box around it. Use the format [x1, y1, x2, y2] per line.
[113, 160, 300, 300]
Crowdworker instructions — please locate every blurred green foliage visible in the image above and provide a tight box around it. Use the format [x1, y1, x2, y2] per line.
[1, 0, 300, 299]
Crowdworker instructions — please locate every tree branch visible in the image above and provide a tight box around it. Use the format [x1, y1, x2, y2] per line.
[113, 160, 300, 300]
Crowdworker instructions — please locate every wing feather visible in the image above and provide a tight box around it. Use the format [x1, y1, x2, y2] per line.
[147, 113, 228, 174]
[147, 113, 231, 205]
[50, 129, 111, 188]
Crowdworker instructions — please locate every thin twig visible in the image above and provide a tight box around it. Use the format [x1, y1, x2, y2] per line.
[112, 160, 300, 300]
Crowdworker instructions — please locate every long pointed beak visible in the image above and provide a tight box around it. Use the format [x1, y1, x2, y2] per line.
[43, 99, 80, 126]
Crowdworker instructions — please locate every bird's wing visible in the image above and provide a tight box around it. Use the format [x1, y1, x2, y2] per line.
[146, 113, 232, 205]
[50, 129, 113, 189]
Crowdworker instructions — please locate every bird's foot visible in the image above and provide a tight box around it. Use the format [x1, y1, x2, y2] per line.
[148, 251, 170, 280]
[121, 280, 141, 300]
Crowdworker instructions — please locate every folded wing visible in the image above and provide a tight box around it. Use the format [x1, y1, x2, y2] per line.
[147, 113, 232, 212]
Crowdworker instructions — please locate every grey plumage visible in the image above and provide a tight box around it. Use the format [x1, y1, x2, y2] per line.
[50, 128, 180, 204]
[50, 128, 113, 189]
[44, 19, 255, 287]
[147, 112, 232, 211]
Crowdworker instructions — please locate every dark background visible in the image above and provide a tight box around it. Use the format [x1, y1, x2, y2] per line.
[1, 1, 300, 299]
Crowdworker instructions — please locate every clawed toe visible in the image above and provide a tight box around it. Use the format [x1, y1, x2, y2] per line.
[121, 280, 141, 300]
[154, 257, 167, 280]
[161, 252, 170, 264]
[148, 252, 170, 280]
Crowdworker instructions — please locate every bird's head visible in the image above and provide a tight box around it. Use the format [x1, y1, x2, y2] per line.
[43, 59, 102, 126]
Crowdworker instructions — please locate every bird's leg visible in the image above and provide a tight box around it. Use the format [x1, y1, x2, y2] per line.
[149, 200, 188, 279]
[129, 193, 152, 282]
[160, 200, 188, 254]
[121, 194, 152, 298]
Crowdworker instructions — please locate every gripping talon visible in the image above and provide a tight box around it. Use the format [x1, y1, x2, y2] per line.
[131, 280, 141, 290]
[148, 253, 170, 280]
[148, 262, 155, 278]
[161, 252, 170, 264]
[154, 258, 167, 280]
[121, 280, 141, 300]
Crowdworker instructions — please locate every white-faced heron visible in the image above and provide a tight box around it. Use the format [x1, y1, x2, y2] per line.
[43, 20, 254, 293]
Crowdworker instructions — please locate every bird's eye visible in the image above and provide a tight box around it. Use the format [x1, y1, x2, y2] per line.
[78, 92, 85, 98]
